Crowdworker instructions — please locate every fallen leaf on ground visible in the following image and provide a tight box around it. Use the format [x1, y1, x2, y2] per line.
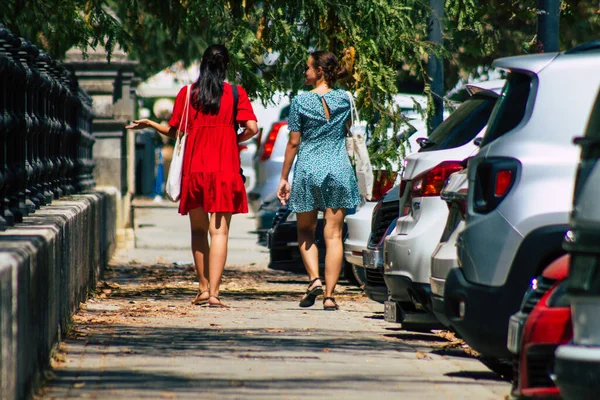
[323, 348, 331, 353]
[265, 328, 285, 333]
[416, 351, 432, 360]
[73, 382, 86, 388]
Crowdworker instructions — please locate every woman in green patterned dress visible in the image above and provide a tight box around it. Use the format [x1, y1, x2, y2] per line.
[277, 51, 361, 311]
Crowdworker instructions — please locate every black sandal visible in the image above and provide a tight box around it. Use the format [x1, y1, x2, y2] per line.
[299, 278, 323, 308]
[323, 297, 339, 311]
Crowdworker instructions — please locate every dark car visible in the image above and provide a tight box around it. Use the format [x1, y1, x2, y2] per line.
[359, 185, 401, 304]
[266, 206, 352, 279]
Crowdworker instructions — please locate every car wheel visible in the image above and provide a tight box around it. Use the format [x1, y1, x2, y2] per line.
[480, 357, 513, 381]
[348, 263, 366, 287]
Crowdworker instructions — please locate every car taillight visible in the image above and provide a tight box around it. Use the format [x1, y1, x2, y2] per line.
[473, 157, 520, 214]
[494, 170, 513, 197]
[410, 161, 463, 198]
[371, 170, 397, 201]
[260, 122, 286, 161]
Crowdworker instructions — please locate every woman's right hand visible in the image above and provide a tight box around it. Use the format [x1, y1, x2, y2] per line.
[277, 179, 291, 205]
[125, 119, 153, 130]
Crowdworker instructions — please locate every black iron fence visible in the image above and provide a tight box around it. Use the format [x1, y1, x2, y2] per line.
[0, 25, 95, 231]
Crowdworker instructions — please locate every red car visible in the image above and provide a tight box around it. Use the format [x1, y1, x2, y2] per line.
[507, 254, 571, 398]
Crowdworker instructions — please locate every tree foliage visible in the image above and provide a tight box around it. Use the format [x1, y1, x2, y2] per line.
[2, 0, 599, 168]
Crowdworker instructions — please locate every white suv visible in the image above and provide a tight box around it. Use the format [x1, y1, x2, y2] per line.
[444, 44, 600, 360]
[383, 80, 504, 321]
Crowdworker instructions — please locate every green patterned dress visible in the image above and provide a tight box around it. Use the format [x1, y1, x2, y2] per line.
[287, 90, 361, 213]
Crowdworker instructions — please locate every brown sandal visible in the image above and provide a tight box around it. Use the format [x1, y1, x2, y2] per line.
[191, 290, 209, 305]
[208, 296, 228, 308]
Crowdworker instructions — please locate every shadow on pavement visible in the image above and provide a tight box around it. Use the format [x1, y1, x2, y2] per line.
[45, 369, 506, 396]
[65, 325, 418, 358]
[445, 370, 506, 382]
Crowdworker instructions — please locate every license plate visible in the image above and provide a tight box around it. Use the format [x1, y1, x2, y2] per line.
[507, 314, 525, 354]
[362, 249, 380, 269]
[384, 301, 405, 323]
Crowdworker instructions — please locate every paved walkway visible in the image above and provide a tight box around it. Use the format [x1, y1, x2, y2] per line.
[39, 209, 511, 400]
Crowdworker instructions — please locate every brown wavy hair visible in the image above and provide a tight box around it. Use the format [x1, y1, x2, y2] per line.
[310, 51, 348, 87]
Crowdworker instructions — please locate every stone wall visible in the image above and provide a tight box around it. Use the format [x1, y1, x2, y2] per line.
[0, 188, 118, 400]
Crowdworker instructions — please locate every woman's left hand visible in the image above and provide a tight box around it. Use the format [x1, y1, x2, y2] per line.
[277, 179, 291, 205]
[126, 119, 153, 130]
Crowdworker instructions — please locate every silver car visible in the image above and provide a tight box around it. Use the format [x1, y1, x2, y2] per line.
[429, 166, 468, 327]
[383, 80, 503, 322]
[555, 64, 600, 399]
[444, 44, 600, 360]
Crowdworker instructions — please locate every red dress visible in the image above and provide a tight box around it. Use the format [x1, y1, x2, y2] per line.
[169, 83, 257, 215]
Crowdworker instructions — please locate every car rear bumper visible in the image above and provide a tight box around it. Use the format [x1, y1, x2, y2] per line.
[431, 293, 451, 327]
[445, 225, 570, 358]
[444, 267, 517, 358]
[555, 345, 600, 400]
[383, 274, 430, 309]
[363, 267, 388, 303]
[384, 201, 447, 285]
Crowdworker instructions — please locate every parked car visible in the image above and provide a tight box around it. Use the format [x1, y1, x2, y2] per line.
[249, 122, 291, 239]
[360, 185, 401, 303]
[239, 140, 257, 192]
[383, 79, 504, 322]
[343, 200, 375, 286]
[554, 67, 600, 400]
[507, 255, 571, 399]
[443, 43, 600, 360]
[429, 166, 468, 327]
[255, 192, 281, 245]
[248, 103, 291, 215]
[266, 206, 354, 279]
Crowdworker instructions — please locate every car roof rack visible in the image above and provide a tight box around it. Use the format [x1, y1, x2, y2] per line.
[565, 40, 600, 55]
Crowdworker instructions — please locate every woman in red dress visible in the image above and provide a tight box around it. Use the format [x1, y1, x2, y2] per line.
[126, 45, 258, 307]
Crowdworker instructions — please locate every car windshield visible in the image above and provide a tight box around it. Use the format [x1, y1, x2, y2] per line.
[480, 72, 534, 147]
[419, 94, 497, 152]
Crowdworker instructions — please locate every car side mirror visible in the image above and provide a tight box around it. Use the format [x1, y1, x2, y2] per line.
[473, 137, 482, 147]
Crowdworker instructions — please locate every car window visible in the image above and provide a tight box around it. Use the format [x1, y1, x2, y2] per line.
[419, 95, 497, 152]
[480, 72, 533, 147]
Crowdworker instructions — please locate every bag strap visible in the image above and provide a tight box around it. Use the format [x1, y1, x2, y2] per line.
[346, 91, 360, 126]
[178, 84, 191, 136]
[232, 84, 239, 132]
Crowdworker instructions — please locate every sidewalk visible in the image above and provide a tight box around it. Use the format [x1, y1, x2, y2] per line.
[38, 209, 511, 400]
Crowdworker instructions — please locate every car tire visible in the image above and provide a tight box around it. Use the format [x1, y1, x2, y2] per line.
[480, 356, 513, 381]
[343, 261, 361, 286]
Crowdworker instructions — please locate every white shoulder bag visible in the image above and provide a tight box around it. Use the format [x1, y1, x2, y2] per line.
[346, 91, 374, 200]
[165, 84, 191, 202]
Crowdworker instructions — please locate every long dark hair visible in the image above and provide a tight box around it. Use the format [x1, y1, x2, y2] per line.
[310, 51, 348, 87]
[192, 44, 230, 115]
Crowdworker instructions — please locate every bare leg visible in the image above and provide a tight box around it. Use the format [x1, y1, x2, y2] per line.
[208, 212, 232, 306]
[297, 210, 323, 303]
[189, 207, 210, 304]
[323, 208, 346, 308]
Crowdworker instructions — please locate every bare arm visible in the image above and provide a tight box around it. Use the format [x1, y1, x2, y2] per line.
[236, 120, 259, 143]
[125, 119, 179, 139]
[277, 130, 301, 205]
